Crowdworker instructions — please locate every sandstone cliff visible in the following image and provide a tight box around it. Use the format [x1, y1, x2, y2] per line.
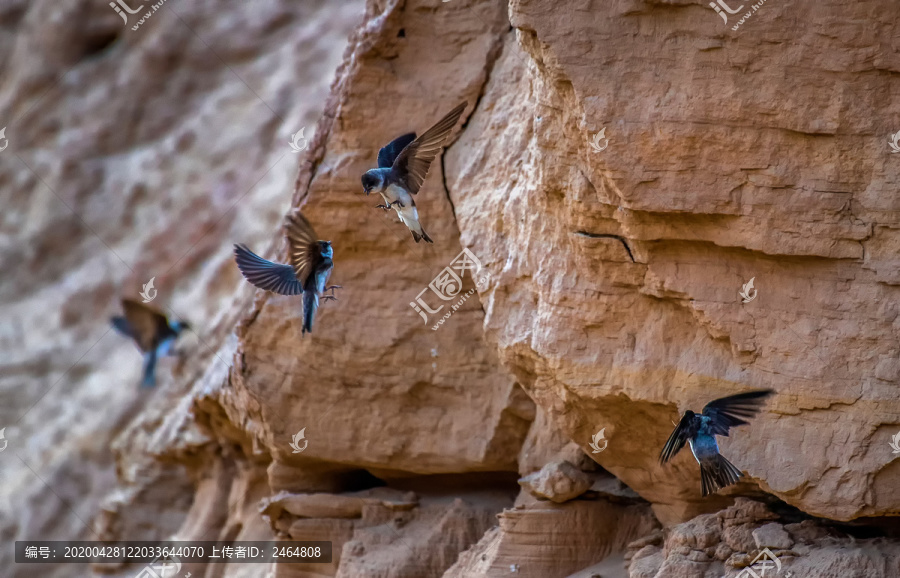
[2, 0, 899, 577]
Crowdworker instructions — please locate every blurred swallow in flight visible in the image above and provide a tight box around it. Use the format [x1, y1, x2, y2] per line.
[360, 102, 467, 243]
[233, 209, 340, 335]
[111, 298, 191, 387]
[659, 389, 774, 497]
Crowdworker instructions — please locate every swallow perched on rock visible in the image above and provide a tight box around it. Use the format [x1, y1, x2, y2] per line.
[111, 299, 190, 387]
[361, 102, 467, 243]
[659, 389, 774, 497]
[233, 209, 340, 335]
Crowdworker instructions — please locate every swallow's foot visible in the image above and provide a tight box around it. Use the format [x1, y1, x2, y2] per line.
[325, 285, 342, 295]
[375, 204, 391, 210]
[322, 295, 338, 302]
[389, 200, 405, 209]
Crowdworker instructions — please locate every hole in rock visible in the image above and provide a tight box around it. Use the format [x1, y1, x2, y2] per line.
[337, 469, 388, 493]
[80, 30, 120, 59]
[754, 491, 900, 540]
[397, 28, 405, 37]
[382, 471, 521, 504]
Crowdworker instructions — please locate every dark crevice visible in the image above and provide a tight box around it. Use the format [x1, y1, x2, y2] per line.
[384, 471, 521, 498]
[441, 27, 509, 226]
[81, 30, 120, 59]
[338, 469, 388, 493]
[575, 231, 636, 262]
[754, 491, 900, 540]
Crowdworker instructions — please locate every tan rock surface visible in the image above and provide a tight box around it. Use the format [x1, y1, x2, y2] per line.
[448, 0, 900, 523]
[625, 498, 900, 578]
[444, 492, 659, 578]
[518, 460, 592, 503]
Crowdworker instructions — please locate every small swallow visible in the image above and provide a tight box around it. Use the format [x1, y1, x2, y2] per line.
[361, 102, 467, 243]
[659, 389, 774, 497]
[234, 209, 340, 335]
[111, 299, 191, 387]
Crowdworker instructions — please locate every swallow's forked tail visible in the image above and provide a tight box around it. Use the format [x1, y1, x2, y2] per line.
[141, 349, 158, 388]
[302, 291, 318, 335]
[699, 454, 743, 497]
[411, 229, 433, 244]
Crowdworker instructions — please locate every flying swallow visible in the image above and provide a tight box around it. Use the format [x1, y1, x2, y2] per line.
[361, 102, 467, 243]
[233, 209, 340, 335]
[111, 299, 191, 387]
[659, 389, 774, 497]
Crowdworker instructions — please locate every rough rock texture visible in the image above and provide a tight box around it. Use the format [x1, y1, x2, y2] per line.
[4, 0, 900, 577]
[445, 494, 658, 578]
[518, 460, 592, 503]
[625, 498, 900, 578]
[450, 0, 900, 525]
[0, 0, 364, 576]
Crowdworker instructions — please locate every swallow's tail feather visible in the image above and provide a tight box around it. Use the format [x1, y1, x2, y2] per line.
[411, 229, 433, 243]
[302, 291, 318, 335]
[141, 349, 157, 388]
[699, 454, 743, 497]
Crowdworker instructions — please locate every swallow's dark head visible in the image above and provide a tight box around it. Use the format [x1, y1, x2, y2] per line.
[361, 171, 381, 195]
[683, 409, 696, 420]
[319, 241, 333, 259]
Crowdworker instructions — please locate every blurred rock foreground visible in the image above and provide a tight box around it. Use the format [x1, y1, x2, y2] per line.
[1, 0, 898, 577]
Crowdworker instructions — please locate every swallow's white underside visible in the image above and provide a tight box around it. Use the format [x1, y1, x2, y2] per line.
[380, 184, 424, 234]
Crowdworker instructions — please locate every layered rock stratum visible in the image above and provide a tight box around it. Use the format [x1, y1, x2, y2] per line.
[1, 0, 898, 577]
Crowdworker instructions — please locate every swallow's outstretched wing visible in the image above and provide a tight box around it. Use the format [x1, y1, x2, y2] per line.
[119, 299, 171, 352]
[701, 390, 774, 437]
[659, 412, 699, 464]
[378, 133, 416, 168]
[234, 244, 304, 296]
[285, 209, 324, 289]
[391, 102, 466, 194]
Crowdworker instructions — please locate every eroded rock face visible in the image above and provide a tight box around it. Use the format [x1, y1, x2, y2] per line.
[518, 460, 592, 503]
[0, 0, 364, 576]
[448, 0, 900, 523]
[625, 498, 900, 578]
[4, 0, 900, 577]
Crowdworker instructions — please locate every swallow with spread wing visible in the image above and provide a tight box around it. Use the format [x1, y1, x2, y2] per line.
[111, 299, 190, 387]
[659, 389, 774, 497]
[233, 209, 340, 335]
[360, 102, 467, 243]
